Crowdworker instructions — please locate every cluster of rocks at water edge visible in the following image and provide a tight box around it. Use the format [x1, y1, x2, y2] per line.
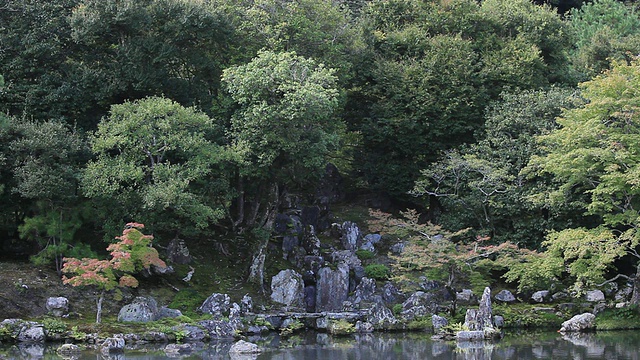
[1, 213, 634, 355]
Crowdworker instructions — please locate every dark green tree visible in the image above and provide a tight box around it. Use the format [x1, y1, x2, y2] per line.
[222, 50, 341, 285]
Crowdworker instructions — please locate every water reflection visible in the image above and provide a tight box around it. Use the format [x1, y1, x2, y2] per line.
[1, 330, 640, 359]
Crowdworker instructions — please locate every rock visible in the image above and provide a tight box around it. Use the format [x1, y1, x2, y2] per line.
[355, 321, 374, 333]
[56, 344, 81, 356]
[156, 307, 182, 320]
[464, 287, 493, 332]
[330, 250, 362, 270]
[229, 340, 261, 354]
[0, 319, 46, 343]
[304, 285, 317, 312]
[316, 264, 350, 311]
[198, 319, 238, 339]
[531, 290, 550, 303]
[100, 337, 125, 354]
[360, 241, 375, 252]
[552, 291, 570, 302]
[586, 290, 605, 302]
[150, 263, 174, 275]
[164, 343, 195, 356]
[349, 277, 377, 307]
[493, 315, 504, 328]
[118, 296, 158, 323]
[178, 324, 207, 342]
[365, 296, 398, 329]
[282, 235, 299, 260]
[495, 290, 516, 303]
[270, 269, 305, 310]
[166, 238, 192, 264]
[456, 331, 486, 341]
[364, 233, 382, 245]
[432, 314, 448, 333]
[401, 291, 438, 321]
[240, 294, 253, 315]
[198, 293, 231, 318]
[274, 214, 303, 236]
[45, 297, 69, 317]
[419, 277, 441, 291]
[301, 207, 321, 230]
[615, 283, 633, 302]
[382, 282, 402, 305]
[341, 221, 362, 251]
[456, 289, 477, 305]
[301, 226, 322, 256]
[560, 313, 596, 333]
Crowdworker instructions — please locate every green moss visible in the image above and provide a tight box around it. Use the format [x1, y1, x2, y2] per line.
[406, 317, 431, 331]
[280, 320, 305, 336]
[356, 249, 375, 260]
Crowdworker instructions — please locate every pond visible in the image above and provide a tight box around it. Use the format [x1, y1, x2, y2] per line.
[1, 330, 639, 359]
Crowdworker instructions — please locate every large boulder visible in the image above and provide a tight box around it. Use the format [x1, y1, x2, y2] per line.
[198, 319, 238, 339]
[118, 297, 158, 323]
[270, 269, 305, 310]
[400, 291, 438, 321]
[45, 297, 69, 317]
[349, 277, 377, 307]
[365, 296, 398, 329]
[559, 313, 596, 333]
[316, 264, 350, 312]
[586, 290, 605, 302]
[198, 293, 231, 318]
[229, 340, 261, 354]
[456, 289, 477, 305]
[100, 337, 125, 355]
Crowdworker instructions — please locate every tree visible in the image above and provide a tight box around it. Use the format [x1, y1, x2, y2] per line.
[82, 96, 230, 238]
[222, 50, 341, 285]
[349, 0, 575, 199]
[413, 88, 582, 247]
[369, 209, 528, 315]
[569, 0, 640, 79]
[62, 222, 166, 323]
[505, 59, 640, 303]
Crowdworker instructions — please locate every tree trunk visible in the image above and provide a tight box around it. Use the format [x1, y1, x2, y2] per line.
[96, 290, 105, 324]
[631, 265, 640, 305]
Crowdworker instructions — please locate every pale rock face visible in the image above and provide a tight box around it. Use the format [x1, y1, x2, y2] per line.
[270, 269, 305, 310]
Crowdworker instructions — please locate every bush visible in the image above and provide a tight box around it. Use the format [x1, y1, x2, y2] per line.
[327, 319, 355, 335]
[364, 264, 390, 280]
[356, 249, 375, 260]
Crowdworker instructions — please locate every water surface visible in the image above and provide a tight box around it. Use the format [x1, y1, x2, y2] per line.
[2, 330, 639, 359]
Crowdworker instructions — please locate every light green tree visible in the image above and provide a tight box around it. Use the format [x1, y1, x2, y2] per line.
[505, 59, 640, 303]
[82, 96, 230, 238]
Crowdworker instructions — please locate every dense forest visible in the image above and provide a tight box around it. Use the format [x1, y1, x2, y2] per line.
[2, 0, 640, 296]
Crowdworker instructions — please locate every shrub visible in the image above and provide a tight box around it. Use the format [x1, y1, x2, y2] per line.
[356, 249, 375, 260]
[364, 264, 390, 280]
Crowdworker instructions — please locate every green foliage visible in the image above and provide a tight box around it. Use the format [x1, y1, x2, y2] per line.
[392, 303, 403, 315]
[510, 59, 640, 295]
[169, 289, 208, 317]
[493, 304, 564, 329]
[69, 326, 87, 341]
[569, 0, 640, 78]
[595, 305, 640, 330]
[440, 322, 469, 336]
[406, 317, 431, 331]
[42, 318, 68, 335]
[364, 264, 390, 280]
[355, 249, 375, 260]
[414, 88, 581, 247]
[83, 96, 229, 236]
[279, 320, 304, 336]
[327, 319, 355, 335]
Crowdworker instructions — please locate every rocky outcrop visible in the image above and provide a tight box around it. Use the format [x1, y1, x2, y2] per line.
[456, 289, 477, 305]
[0, 319, 46, 343]
[559, 313, 596, 333]
[400, 291, 438, 321]
[340, 221, 362, 251]
[316, 264, 350, 312]
[270, 269, 305, 310]
[45, 297, 69, 317]
[349, 277, 377, 308]
[461, 287, 498, 340]
[100, 337, 125, 355]
[198, 293, 231, 318]
[365, 296, 398, 329]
